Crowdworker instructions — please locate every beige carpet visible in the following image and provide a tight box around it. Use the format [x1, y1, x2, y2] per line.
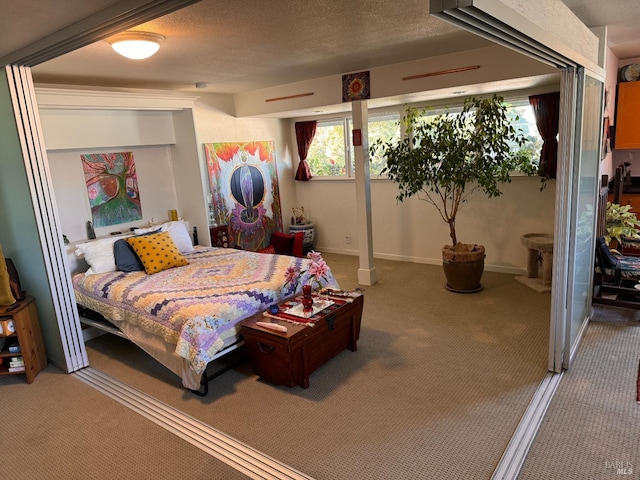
[518, 317, 640, 480]
[0, 366, 247, 479]
[83, 254, 551, 479]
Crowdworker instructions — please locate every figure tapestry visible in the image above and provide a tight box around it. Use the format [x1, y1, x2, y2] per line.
[81, 152, 142, 227]
[205, 141, 283, 251]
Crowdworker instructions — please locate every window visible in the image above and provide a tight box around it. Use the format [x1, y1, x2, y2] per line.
[506, 101, 544, 165]
[308, 113, 401, 178]
[414, 100, 543, 167]
[303, 99, 542, 178]
[351, 113, 401, 176]
[307, 120, 347, 176]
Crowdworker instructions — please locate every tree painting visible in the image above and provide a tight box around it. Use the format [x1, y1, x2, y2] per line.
[81, 152, 142, 227]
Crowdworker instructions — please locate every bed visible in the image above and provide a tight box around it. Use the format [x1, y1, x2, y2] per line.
[71, 222, 339, 394]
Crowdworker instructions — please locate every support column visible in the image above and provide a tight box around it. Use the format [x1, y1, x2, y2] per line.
[352, 100, 377, 286]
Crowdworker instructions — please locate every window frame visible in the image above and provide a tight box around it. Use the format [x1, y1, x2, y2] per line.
[296, 95, 543, 180]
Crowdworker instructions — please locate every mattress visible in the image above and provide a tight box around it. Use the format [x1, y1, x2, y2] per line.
[73, 246, 339, 389]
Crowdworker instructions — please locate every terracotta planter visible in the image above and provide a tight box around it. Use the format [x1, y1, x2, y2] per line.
[441, 243, 486, 293]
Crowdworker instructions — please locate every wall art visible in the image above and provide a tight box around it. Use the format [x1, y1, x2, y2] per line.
[81, 151, 141, 227]
[205, 141, 282, 251]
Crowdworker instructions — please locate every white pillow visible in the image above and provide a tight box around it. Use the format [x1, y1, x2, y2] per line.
[163, 220, 194, 254]
[135, 220, 193, 254]
[133, 225, 162, 235]
[75, 237, 127, 275]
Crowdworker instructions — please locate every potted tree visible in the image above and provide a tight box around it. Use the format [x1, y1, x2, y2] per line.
[374, 94, 538, 292]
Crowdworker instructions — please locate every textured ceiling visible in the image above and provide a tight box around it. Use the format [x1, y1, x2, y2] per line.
[2, 0, 640, 97]
[28, 0, 491, 94]
[562, 0, 640, 59]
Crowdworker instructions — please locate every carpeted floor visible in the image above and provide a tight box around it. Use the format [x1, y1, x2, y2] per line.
[0, 366, 247, 479]
[82, 254, 551, 479]
[518, 316, 640, 480]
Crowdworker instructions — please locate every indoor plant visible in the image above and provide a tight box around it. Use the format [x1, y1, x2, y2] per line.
[374, 94, 538, 292]
[605, 201, 640, 250]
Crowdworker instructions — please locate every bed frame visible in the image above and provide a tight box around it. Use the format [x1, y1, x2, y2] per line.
[73, 226, 250, 395]
[78, 305, 245, 396]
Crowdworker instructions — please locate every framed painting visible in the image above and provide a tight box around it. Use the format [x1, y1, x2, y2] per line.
[81, 151, 141, 227]
[205, 141, 282, 251]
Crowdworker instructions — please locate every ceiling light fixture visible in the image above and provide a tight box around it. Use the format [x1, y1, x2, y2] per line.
[108, 31, 165, 60]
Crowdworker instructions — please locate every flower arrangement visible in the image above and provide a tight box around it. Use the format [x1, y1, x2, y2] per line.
[283, 251, 330, 295]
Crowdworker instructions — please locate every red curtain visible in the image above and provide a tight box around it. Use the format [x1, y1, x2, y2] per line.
[294, 121, 316, 181]
[529, 92, 560, 179]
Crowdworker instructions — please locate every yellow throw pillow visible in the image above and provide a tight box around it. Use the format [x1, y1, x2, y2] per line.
[126, 231, 188, 275]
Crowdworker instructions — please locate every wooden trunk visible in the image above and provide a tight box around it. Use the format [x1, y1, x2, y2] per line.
[241, 295, 363, 388]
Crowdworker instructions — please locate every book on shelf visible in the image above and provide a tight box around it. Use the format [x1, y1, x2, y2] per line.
[10, 360, 25, 368]
[8, 365, 25, 373]
[11, 356, 23, 362]
[8, 345, 20, 353]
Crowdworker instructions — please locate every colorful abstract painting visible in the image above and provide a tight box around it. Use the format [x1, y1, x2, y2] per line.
[205, 141, 282, 251]
[81, 152, 142, 227]
[342, 70, 370, 102]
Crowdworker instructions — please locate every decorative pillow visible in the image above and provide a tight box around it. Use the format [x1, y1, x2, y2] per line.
[126, 232, 188, 275]
[162, 220, 194, 254]
[113, 239, 144, 272]
[256, 245, 276, 255]
[270, 233, 295, 255]
[134, 221, 193, 254]
[75, 237, 128, 275]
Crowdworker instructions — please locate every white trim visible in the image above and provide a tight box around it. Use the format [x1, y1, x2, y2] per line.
[491, 371, 563, 479]
[430, 0, 603, 74]
[35, 86, 199, 111]
[5, 65, 89, 372]
[549, 68, 577, 373]
[318, 247, 528, 276]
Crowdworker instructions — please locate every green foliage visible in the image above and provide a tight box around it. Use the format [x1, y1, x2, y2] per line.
[372, 95, 538, 246]
[367, 116, 401, 175]
[605, 201, 640, 245]
[307, 122, 346, 176]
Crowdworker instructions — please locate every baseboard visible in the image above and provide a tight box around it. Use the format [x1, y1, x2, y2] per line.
[317, 246, 527, 276]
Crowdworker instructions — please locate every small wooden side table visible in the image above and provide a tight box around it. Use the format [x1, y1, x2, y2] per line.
[210, 224, 229, 247]
[0, 295, 47, 383]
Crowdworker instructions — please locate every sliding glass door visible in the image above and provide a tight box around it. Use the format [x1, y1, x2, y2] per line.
[563, 71, 604, 369]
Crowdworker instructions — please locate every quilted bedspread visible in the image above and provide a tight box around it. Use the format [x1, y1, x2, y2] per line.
[73, 246, 339, 375]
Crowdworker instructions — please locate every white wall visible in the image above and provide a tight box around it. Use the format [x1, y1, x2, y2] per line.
[600, 46, 620, 180]
[42, 91, 293, 269]
[39, 109, 176, 150]
[41, 87, 555, 277]
[296, 176, 555, 274]
[234, 45, 558, 117]
[47, 145, 179, 243]
[192, 94, 295, 233]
